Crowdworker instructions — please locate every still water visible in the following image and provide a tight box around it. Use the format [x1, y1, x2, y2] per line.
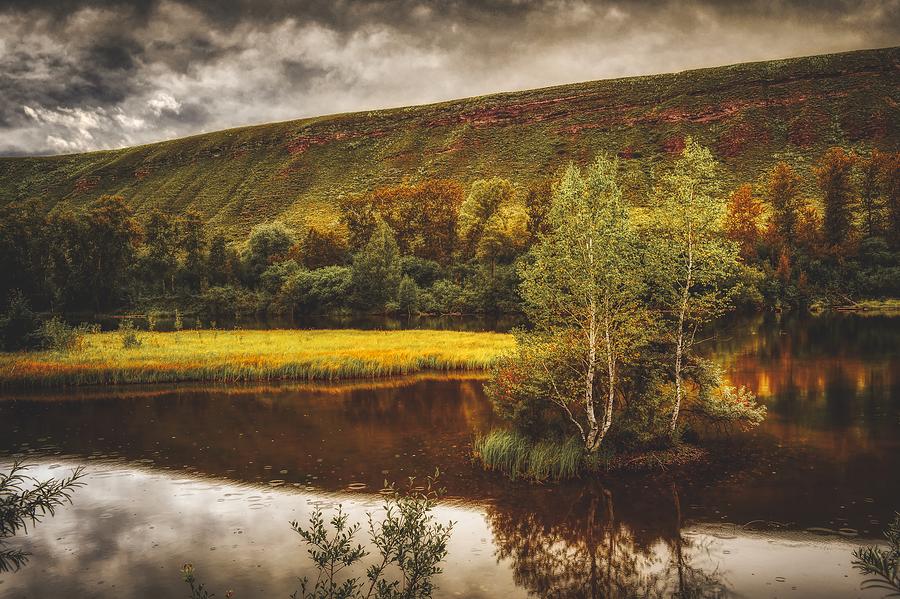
[1, 313, 898, 598]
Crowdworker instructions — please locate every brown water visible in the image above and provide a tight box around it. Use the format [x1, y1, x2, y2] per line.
[0, 313, 897, 598]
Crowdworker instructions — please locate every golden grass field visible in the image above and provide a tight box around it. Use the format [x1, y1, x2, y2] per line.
[0, 329, 515, 388]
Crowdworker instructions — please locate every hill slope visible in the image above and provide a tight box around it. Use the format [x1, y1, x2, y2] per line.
[1, 47, 898, 235]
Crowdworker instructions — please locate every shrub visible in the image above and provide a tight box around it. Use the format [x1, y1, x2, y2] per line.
[36, 317, 97, 353]
[244, 220, 297, 283]
[174, 309, 184, 331]
[401, 256, 442, 287]
[853, 512, 900, 596]
[198, 285, 258, 322]
[277, 266, 353, 316]
[259, 259, 301, 295]
[0, 290, 41, 352]
[423, 279, 463, 314]
[0, 462, 85, 572]
[146, 310, 160, 332]
[119, 318, 142, 349]
[178, 473, 453, 599]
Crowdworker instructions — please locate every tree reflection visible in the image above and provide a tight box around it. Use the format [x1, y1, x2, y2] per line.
[486, 482, 728, 598]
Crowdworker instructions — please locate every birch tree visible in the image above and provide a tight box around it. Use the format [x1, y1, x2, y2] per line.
[519, 156, 650, 452]
[651, 138, 740, 435]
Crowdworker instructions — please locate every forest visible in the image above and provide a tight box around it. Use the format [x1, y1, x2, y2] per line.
[1, 141, 897, 352]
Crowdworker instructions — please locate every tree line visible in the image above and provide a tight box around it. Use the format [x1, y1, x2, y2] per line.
[0, 144, 897, 344]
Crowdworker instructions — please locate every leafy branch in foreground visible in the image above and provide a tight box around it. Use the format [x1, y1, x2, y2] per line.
[853, 513, 900, 597]
[180, 471, 454, 599]
[0, 462, 86, 572]
[293, 471, 454, 599]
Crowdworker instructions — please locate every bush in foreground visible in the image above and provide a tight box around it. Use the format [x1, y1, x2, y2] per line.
[853, 512, 900, 597]
[180, 473, 454, 599]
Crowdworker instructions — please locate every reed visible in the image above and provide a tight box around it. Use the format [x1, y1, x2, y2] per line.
[0, 329, 514, 388]
[473, 429, 585, 482]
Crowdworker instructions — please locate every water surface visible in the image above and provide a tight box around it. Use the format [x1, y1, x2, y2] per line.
[1, 313, 897, 598]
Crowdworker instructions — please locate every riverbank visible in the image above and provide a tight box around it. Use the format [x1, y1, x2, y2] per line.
[0, 329, 515, 387]
[830, 298, 900, 314]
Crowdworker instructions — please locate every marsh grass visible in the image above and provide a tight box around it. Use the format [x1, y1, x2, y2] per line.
[473, 429, 585, 482]
[0, 329, 514, 388]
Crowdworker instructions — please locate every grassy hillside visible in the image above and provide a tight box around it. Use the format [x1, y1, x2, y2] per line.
[1, 47, 897, 236]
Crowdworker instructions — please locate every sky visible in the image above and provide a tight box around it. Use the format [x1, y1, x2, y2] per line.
[1, 0, 898, 156]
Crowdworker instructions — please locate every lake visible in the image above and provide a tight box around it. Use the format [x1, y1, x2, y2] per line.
[1, 312, 898, 598]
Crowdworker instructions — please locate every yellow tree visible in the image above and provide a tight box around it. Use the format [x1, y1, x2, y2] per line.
[724, 184, 765, 260]
[520, 156, 650, 452]
[652, 139, 741, 435]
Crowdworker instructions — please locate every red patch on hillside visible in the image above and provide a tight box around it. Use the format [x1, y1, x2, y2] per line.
[73, 176, 99, 193]
[618, 145, 636, 159]
[841, 109, 888, 142]
[663, 136, 685, 154]
[716, 121, 771, 158]
[788, 110, 829, 147]
[134, 167, 151, 180]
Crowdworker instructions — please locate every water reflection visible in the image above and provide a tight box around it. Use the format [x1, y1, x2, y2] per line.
[0, 313, 898, 598]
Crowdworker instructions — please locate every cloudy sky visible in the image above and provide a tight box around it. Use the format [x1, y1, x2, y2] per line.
[1, 0, 898, 156]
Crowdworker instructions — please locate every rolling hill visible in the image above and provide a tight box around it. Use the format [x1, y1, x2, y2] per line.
[1, 46, 898, 237]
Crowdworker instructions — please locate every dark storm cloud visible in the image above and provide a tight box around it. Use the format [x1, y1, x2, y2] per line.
[1, 0, 898, 155]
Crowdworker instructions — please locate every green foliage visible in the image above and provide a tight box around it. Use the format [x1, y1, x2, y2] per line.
[852, 512, 900, 597]
[397, 277, 419, 316]
[207, 233, 238, 286]
[1, 463, 85, 573]
[419, 279, 464, 315]
[119, 318, 142, 349]
[146, 309, 160, 332]
[136, 210, 179, 294]
[650, 138, 744, 433]
[352, 221, 402, 311]
[458, 178, 529, 265]
[260, 259, 302, 295]
[245, 220, 298, 283]
[278, 266, 353, 315]
[519, 154, 652, 451]
[473, 429, 585, 482]
[400, 256, 442, 288]
[0, 290, 41, 352]
[767, 162, 803, 245]
[180, 475, 454, 599]
[198, 285, 259, 322]
[36, 317, 96, 353]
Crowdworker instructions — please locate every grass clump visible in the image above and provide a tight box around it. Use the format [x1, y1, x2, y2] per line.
[473, 429, 585, 482]
[0, 329, 514, 388]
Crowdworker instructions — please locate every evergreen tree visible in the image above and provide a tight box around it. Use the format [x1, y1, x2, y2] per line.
[351, 220, 402, 310]
[767, 162, 802, 246]
[816, 147, 856, 248]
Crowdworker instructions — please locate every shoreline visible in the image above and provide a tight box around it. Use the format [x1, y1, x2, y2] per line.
[0, 329, 514, 389]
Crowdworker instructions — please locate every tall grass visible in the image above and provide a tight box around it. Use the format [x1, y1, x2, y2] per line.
[0, 329, 514, 388]
[473, 429, 585, 482]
